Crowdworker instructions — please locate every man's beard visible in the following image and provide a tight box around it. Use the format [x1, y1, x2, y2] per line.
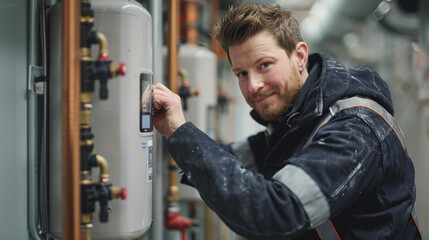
[253, 68, 303, 122]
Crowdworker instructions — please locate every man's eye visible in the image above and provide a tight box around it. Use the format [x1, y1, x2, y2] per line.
[237, 72, 248, 78]
[261, 62, 270, 69]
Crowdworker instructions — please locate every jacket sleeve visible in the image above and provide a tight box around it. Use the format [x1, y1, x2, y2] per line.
[166, 122, 315, 239]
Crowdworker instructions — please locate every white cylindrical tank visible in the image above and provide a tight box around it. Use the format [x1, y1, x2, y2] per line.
[48, 1, 153, 239]
[178, 44, 217, 201]
[179, 44, 217, 134]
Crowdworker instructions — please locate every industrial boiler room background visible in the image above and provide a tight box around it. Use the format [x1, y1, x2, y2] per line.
[0, 0, 428, 239]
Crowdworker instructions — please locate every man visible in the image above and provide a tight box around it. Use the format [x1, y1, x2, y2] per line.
[153, 4, 421, 240]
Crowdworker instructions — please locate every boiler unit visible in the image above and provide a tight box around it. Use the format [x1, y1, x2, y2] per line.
[177, 43, 217, 201]
[48, 0, 154, 239]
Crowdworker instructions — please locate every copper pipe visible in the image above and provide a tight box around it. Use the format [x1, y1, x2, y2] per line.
[181, 0, 199, 45]
[166, 0, 181, 204]
[167, 156, 180, 203]
[62, 0, 81, 238]
[209, 0, 227, 59]
[96, 154, 110, 182]
[167, 0, 180, 93]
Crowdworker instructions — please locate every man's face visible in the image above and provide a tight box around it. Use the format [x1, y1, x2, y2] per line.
[229, 30, 306, 122]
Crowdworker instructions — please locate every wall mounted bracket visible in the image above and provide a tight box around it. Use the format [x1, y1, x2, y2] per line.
[28, 64, 45, 95]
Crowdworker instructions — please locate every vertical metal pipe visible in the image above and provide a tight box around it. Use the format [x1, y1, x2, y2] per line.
[27, 0, 44, 238]
[166, 0, 181, 205]
[61, 0, 81, 238]
[151, 0, 165, 238]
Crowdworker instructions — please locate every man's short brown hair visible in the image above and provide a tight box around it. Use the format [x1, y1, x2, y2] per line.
[213, 3, 303, 57]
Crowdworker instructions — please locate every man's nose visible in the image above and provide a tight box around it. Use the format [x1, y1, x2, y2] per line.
[248, 73, 264, 93]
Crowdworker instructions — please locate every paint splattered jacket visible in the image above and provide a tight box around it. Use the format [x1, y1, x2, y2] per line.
[166, 52, 420, 239]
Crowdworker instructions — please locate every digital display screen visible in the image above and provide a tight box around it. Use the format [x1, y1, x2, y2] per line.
[140, 73, 153, 132]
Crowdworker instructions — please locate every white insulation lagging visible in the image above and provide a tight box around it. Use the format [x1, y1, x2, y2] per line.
[48, 0, 153, 239]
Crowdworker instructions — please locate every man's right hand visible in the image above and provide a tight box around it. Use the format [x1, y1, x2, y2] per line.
[153, 83, 186, 138]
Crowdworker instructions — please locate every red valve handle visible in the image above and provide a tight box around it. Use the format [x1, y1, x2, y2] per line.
[119, 188, 127, 200]
[118, 62, 127, 76]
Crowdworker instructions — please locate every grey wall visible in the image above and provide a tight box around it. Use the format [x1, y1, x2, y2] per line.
[0, 0, 29, 239]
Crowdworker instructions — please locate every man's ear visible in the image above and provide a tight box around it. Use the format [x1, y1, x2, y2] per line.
[294, 42, 308, 73]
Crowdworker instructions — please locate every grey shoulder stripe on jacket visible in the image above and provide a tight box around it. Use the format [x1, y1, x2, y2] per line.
[273, 165, 330, 227]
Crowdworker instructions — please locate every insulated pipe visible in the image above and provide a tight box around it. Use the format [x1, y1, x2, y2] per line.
[61, 0, 81, 239]
[301, 0, 383, 45]
[373, 1, 418, 36]
[420, 0, 429, 55]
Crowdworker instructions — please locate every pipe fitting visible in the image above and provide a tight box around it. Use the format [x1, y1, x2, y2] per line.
[80, 222, 93, 240]
[96, 154, 110, 182]
[80, 92, 93, 104]
[167, 185, 180, 203]
[96, 32, 109, 60]
[80, 47, 92, 61]
[178, 68, 199, 111]
[80, 105, 92, 126]
[111, 186, 127, 200]
[165, 211, 192, 231]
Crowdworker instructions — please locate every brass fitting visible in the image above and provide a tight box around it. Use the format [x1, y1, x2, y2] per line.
[110, 63, 118, 77]
[179, 68, 190, 85]
[96, 32, 109, 59]
[80, 110, 91, 126]
[96, 154, 110, 182]
[81, 92, 93, 104]
[80, 15, 94, 24]
[111, 186, 121, 199]
[80, 222, 93, 240]
[167, 185, 180, 203]
[80, 138, 94, 147]
[80, 171, 92, 185]
[111, 186, 127, 200]
[81, 213, 93, 224]
[80, 47, 92, 61]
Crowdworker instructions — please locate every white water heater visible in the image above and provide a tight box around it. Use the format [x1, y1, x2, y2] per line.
[178, 44, 217, 201]
[48, 0, 153, 239]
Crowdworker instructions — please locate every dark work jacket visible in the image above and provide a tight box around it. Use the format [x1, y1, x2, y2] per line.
[166, 53, 420, 239]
